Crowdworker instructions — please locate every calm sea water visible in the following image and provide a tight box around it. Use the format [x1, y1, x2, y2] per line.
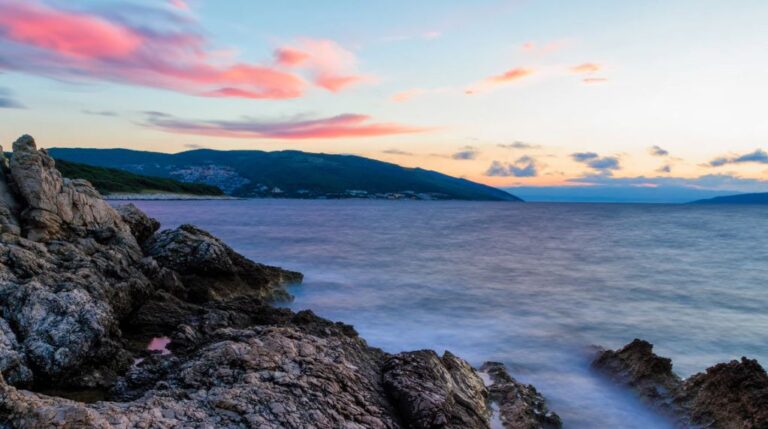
[131, 199, 768, 428]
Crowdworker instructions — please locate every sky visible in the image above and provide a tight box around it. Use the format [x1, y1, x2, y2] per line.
[0, 0, 767, 195]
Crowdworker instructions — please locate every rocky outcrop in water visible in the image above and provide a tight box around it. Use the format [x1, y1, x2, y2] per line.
[0, 134, 509, 428]
[479, 362, 562, 429]
[593, 339, 768, 428]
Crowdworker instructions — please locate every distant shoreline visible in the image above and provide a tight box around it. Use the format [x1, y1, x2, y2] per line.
[104, 193, 240, 201]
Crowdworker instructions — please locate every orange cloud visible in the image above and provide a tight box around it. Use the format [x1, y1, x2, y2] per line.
[144, 112, 433, 140]
[466, 67, 533, 94]
[571, 63, 602, 73]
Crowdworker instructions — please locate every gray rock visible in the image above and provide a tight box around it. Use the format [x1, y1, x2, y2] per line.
[479, 362, 561, 429]
[146, 224, 302, 302]
[9, 134, 129, 242]
[116, 203, 160, 245]
[382, 350, 490, 429]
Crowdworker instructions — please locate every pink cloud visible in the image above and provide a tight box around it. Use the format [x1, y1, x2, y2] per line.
[0, 1, 142, 58]
[274, 48, 310, 66]
[582, 77, 608, 84]
[391, 88, 428, 102]
[274, 39, 370, 92]
[169, 0, 189, 10]
[0, 1, 366, 100]
[466, 67, 533, 94]
[144, 112, 432, 140]
[520, 40, 567, 54]
[571, 63, 602, 74]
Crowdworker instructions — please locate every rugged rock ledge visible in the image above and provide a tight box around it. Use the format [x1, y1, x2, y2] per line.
[0, 135, 560, 428]
[593, 339, 768, 428]
[479, 362, 562, 429]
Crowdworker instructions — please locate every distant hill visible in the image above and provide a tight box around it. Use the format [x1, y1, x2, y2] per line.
[47, 148, 522, 201]
[54, 159, 224, 196]
[691, 192, 768, 204]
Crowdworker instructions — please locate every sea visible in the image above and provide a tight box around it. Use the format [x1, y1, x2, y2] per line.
[130, 199, 768, 428]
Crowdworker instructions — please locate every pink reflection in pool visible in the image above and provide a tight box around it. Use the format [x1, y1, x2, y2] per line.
[147, 337, 172, 355]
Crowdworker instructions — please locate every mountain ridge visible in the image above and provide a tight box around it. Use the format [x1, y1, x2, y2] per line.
[47, 147, 522, 201]
[690, 192, 768, 204]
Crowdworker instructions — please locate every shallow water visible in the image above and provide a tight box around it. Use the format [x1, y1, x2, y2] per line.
[131, 199, 768, 428]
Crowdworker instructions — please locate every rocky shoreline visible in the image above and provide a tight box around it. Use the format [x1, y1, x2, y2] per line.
[0, 135, 765, 428]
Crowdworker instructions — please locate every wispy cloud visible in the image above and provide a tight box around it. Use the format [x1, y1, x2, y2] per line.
[649, 145, 669, 157]
[656, 164, 672, 173]
[82, 109, 117, 117]
[273, 38, 370, 92]
[498, 141, 540, 150]
[582, 77, 608, 84]
[485, 156, 538, 177]
[520, 40, 567, 55]
[466, 67, 533, 94]
[452, 146, 479, 160]
[0, 88, 24, 108]
[570, 63, 601, 74]
[382, 149, 413, 156]
[571, 152, 621, 175]
[143, 111, 432, 140]
[0, 1, 364, 100]
[709, 149, 768, 167]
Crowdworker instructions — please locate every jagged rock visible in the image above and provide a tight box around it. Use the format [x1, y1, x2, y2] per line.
[9, 135, 130, 242]
[145, 224, 302, 302]
[593, 339, 768, 428]
[116, 203, 160, 245]
[382, 350, 490, 429]
[479, 362, 562, 429]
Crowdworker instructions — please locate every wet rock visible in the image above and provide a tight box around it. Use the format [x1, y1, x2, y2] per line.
[479, 362, 562, 429]
[382, 350, 490, 429]
[145, 223, 302, 302]
[593, 339, 768, 428]
[116, 203, 160, 245]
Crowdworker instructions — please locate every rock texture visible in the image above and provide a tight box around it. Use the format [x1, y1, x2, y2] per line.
[479, 362, 562, 429]
[593, 339, 768, 428]
[382, 350, 489, 428]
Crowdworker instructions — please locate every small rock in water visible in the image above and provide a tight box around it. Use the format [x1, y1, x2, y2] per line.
[479, 362, 562, 429]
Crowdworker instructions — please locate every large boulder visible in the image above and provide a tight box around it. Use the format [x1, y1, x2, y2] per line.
[382, 350, 490, 429]
[145, 224, 302, 302]
[9, 135, 129, 242]
[593, 339, 768, 428]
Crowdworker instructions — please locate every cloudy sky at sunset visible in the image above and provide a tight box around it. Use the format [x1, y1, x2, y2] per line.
[1, 0, 767, 193]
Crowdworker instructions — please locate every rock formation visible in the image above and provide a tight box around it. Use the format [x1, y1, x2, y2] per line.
[479, 362, 562, 429]
[593, 339, 768, 428]
[0, 135, 513, 428]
